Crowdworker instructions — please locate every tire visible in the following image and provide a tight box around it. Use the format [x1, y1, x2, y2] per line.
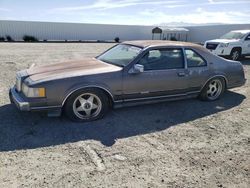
[199, 78, 226, 101]
[64, 88, 109, 122]
[230, 48, 241, 61]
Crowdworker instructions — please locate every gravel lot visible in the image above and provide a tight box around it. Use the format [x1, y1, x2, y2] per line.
[0, 43, 249, 188]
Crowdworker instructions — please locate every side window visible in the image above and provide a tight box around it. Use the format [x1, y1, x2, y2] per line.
[245, 34, 250, 40]
[138, 48, 184, 71]
[148, 50, 161, 58]
[185, 49, 207, 67]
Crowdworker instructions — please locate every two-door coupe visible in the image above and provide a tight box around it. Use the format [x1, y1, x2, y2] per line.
[9, 41, 246, 121]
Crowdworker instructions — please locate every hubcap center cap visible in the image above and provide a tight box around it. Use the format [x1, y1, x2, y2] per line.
[84, 103, 91, 109]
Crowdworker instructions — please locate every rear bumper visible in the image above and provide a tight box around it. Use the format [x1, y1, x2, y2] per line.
[227, 78, 247, 89]
[9, 87, 30, 111]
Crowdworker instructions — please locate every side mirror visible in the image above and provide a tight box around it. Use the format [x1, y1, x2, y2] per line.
[129, 64, 144, 74]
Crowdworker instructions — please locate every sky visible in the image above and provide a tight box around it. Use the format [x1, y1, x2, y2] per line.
[0, 0, 250, 26]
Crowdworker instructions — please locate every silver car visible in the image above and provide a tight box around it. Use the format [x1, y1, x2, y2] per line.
[9, 40, 246, 122]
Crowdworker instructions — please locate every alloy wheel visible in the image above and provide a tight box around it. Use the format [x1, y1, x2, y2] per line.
[231, 50, 239, 60]
[206, 79, 223, 100]
[73, 93, 102, 119]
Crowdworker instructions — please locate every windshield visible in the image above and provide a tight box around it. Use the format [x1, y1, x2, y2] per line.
[97, 44, 142, 67]
[220, 31, 245, 40]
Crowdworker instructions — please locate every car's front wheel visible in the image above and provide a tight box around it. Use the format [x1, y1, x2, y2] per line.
[230, 48, 241, 61]
[199, 78, 225, 101]
[64, 88, 109, 122]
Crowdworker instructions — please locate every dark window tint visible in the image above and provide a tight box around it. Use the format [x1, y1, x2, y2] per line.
[138, 48, 184, 71]
[185, 49, 206, 67]
[245, 34, 250, 40]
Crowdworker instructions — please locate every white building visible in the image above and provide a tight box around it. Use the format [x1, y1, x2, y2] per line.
[0, 20, 250, 43]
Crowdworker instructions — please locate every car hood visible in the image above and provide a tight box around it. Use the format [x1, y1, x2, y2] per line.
[206, 38, 239, 43]
[26, 58, 122, 83]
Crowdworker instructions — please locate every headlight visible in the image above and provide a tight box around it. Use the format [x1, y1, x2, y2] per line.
[22, 84, 46, 98]
[219, 43, 229, 48]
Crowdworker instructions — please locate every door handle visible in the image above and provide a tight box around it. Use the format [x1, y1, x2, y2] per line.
[177, 72, 186, 77]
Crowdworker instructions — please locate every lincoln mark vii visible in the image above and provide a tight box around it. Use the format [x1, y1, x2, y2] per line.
[9, 41, 246, 122]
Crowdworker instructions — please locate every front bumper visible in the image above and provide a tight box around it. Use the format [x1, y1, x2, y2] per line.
[209, 48, 232, 56]
[9, 87, 62, 117]
[9, 87, 30, 111]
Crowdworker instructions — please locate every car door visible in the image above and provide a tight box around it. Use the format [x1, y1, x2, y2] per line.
[122, 47, 191, 101]
[184, 48, 210, 91]
[242, 33, 250, 54]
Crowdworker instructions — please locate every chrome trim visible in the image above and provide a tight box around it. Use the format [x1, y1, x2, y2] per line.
[16, 76, 21, 92]
[182, 47, 188, 69]
[61, 76, 228, 106]
[15, 70, 29, 92]
[183, 47, 208, 67]
[123, 90, 200, 102]
[30, 105, 61, 110]
[114, 100, 123, 103]
[140, 91, 149, 94]
[131, 46, 186, 73]
[9, 87, 30, 111]
[61, 85, 115, 107]
[10, 87, 61, 111]
[140, 67, 185, 73]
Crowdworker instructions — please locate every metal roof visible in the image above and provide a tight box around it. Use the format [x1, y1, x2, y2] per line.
[159, 27, 189, 32]
[123, 40, 200, 48]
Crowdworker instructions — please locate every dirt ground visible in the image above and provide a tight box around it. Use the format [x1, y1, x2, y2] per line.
[0, 43, 249, 188]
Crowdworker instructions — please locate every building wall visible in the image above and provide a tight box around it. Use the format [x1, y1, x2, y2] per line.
[0, 20, 152, 41]
[0, 20, 250, 43]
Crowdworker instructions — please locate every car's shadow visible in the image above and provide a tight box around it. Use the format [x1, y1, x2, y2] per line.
[0, 91, 245, 152]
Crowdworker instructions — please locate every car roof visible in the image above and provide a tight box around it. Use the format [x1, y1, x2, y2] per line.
[122, 40, 202, 49]
[230, 30, 250, 34]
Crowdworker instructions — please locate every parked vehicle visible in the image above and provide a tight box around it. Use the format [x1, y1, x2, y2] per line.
[9, 40, 246, 122]
[204, 30, 250, 60]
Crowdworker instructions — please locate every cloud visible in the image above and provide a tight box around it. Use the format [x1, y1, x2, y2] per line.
[138, 8, 250, 25]
[50, 0, 250, 13]
[50, 0, 184, 12]
[207, 0, 250, 4]
[23, 0, 250, 25]
[0, 8, 11, 12]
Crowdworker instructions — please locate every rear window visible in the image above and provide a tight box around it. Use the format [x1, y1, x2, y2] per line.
[185, 49, 207, 67]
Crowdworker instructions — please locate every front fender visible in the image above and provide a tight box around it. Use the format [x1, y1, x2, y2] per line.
[61, 82, 115, 107]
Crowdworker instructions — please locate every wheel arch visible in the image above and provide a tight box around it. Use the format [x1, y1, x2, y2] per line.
[201, 75, 228, 92]
[61, 86, 115, 107]
[231, 46, 242, 53]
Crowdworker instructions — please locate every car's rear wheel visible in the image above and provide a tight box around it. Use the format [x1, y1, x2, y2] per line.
[230, 48, 241, 61]
[64, 88, 109, 122]
[200, 78, 225, 101]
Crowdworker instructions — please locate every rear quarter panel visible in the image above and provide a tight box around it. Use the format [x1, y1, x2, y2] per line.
[202, 49, 245, 88]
